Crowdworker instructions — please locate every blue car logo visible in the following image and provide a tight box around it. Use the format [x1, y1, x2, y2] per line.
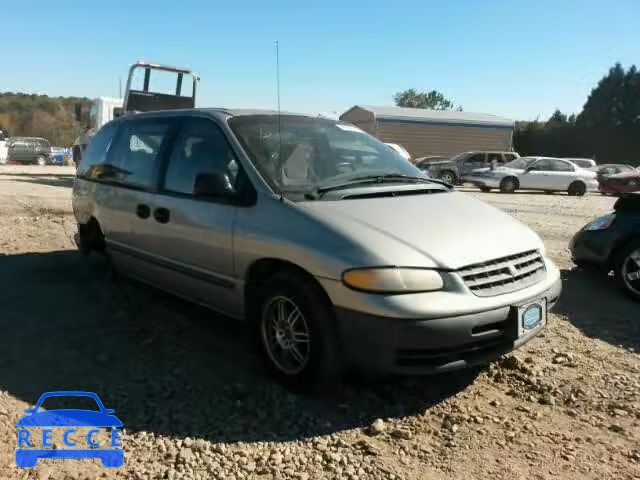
[15, 391, 123, 468]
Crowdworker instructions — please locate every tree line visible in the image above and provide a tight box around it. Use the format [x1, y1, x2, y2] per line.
[0, 93, 91, 146]
[395, 62, 640, 165]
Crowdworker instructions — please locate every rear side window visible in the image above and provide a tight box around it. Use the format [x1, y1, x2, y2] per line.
[163, 118, 239, 195]
[77, 123, 119, 178]
[466, 153, 485, 164]
[105, 120, 171, 188]
[504, 153, 517, 161]
[551, 160, 574, 172]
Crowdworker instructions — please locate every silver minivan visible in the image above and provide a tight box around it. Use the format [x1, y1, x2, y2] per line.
[72, 109, 562, 386]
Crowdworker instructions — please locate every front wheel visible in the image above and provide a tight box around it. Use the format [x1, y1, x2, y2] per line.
[568, 181, 586, 196]
[35, 155, 46, 166]
[256, 272, 339, 388]
[614, 240, 640, 301]
[438, 170, 456, 184]
[499, 177, 518, 193]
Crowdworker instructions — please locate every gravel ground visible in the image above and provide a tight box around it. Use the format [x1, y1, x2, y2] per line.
[0, 166, 638, 480]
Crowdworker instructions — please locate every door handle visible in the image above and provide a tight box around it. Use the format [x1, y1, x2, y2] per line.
[136, 204, 150, 219]
[153, 207, 170, 224]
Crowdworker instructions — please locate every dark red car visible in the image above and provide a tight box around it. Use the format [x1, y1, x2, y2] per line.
[598, 169, 640, 196]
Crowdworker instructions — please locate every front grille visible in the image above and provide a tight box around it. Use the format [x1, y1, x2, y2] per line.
[458, 250, 546, 297]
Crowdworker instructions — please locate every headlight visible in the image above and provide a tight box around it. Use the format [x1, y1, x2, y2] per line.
[585, 213, 615, 231]
[342, 267, 444, 293]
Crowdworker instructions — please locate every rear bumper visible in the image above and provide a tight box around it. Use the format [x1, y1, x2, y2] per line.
[334, 277, 561, 375]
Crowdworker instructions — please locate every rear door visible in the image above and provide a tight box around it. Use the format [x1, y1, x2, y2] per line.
[139, 116, 245, 317]
[547, 159, 576, 189]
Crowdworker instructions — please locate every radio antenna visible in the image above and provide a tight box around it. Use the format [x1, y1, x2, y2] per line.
[275, 40, 284, 200]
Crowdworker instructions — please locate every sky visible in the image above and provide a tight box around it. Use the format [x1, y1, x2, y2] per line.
[2, 0, 639, 121]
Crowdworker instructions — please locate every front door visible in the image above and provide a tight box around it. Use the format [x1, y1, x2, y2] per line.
[519, 158, 554, 189]
[141, 116, 243, 317]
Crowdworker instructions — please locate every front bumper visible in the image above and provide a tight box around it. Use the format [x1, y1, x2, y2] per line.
[462, 175, 502, 188]
[570, 227, 624, 266]
[331, 275, 562, 375]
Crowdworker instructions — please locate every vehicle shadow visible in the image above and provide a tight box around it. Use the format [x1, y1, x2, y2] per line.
[2, 173, 75, 189]
[0, 250, 479, 443]
[553, 268, 640, 352]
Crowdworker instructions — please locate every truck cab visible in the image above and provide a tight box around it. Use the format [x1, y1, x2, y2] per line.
[73, 62, 198, 166]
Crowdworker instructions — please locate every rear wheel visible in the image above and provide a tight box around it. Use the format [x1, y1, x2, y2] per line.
[614, 239, 640, 301]
[499, 177, 518, 193]
[255, 272, 339, 389]
[568, 181, 586, 196]
[438, 170, 456, 184]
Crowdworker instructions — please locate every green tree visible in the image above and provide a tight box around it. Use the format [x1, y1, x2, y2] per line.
[577, 63, 640, 127]
[547, 109, 568, 125]
[393, 88, 460, 110]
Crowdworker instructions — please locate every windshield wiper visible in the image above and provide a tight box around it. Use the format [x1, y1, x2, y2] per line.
[306, 173, 451, 199]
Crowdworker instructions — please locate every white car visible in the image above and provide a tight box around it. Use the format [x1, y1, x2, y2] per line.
[463, 156, 598, 196]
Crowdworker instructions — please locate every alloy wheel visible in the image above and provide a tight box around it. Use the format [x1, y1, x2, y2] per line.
[261, 295, 311, 375]
[621, 247, 640, 296]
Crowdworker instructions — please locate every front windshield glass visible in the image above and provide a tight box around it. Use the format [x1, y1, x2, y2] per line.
[505, 157, 538, 169]
[229, 115, 424, 195]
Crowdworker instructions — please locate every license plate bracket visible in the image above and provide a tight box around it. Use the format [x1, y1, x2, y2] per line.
[516, 298, 547, 337]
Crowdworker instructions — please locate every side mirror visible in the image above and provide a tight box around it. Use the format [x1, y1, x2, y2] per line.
[194, 172, 237, 199]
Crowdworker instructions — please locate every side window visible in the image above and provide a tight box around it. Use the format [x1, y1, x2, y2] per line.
[551, 160, 574, 172]
[487, 153, 502, 164]
[504, 153, 517, 161]
[163, 118, 239, 196]
[466, 153, 485, 165]
[107, 120, 171, 188]
[77, 123, 120, 179]
[529, 159, 553, 172]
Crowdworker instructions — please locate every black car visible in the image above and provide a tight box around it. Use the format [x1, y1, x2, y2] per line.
[7, 137, 52, 165]
[570, 193, 640, 300]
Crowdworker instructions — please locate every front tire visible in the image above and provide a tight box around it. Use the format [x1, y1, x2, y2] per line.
[35, 155, 46, 166]
[438, 170, 456, 185]
[256, 272, 339, 389]
[499, 177, 518, 193]
[614, 239, 640, 301]
[568, 181, 586, 196]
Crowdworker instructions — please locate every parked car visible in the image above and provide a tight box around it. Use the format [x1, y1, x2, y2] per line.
[385, 143, 411, 161]
[598, 169, 640, 196]
[570, 193, 640, 300]
[591, 163, 636, 180]
[50, 147, 72, 166]
[463, 156, 598, 195]
[414, 156, 456, 183]
[73, 109, 561, 386]
[564, 158, 596, 169]
[7, 137, 52, 165]
[453, 151, 520, 179]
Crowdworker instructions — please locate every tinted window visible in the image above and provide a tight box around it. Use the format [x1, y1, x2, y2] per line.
[77, 123, 120, 178]
[504, 153, 517, 161]
[106, 121, 171, 188]
[551, 160, 574, 172]
[487, 153, 503, 164]
[466, 153, 485, 164]
[529, 159, 553, 171]
[163, 118, 239, 195]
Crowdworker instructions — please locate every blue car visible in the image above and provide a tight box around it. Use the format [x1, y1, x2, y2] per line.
[16, 391, 123, 468]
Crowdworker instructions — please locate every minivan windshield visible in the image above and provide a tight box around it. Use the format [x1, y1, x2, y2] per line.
[229, 115, 429, 196]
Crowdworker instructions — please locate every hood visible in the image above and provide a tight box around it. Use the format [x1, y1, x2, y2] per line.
[299, 190, 543, 270]
[425, 160, 454, 166]
[470, 166, 520, 176]
[610, 170, 640, 179]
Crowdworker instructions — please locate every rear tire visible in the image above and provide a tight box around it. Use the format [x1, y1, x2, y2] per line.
[499, 177, 518, 193]
[255, 272, 339, 389]
[438, 170, 456, 185]
[614, 239, 640, 301]
[568, 181, 586, 196]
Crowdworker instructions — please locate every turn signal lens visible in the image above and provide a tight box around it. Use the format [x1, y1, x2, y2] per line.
[342, 268, 444, 293]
